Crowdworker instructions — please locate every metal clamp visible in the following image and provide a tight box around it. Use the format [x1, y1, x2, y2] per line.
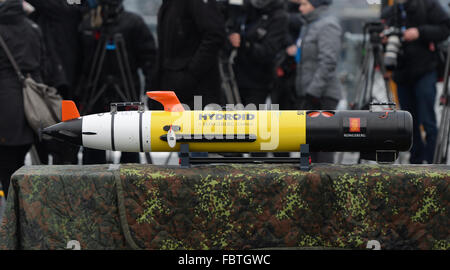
[376, 150, 398, 164]
[110, 102, 145, 114]
[369, 102, 397, 112]
[300, 144, 311, 171]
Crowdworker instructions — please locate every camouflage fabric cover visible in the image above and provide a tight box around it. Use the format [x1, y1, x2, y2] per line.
[0, 164, 448, 250]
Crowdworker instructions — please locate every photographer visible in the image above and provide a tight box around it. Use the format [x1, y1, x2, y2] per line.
[229, 0, 288, 108]
[78, 0, 156, 164]
[381, 0, 450, 164]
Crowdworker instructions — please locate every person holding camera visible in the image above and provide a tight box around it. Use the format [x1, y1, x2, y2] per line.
[295, 0, 343, 163]
[78, 0, 157, 164]
[0, 0, 45, 198]
[381, 0, 450, 164]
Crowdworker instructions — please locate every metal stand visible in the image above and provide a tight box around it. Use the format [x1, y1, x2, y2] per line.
[178, 144, 312, 171]
[300, 144, 311, 172]
[434, 42, 450, 164]
[353, 23, 395, 111]
[180, 144, 191, 169]
[79, 29, 137, 115]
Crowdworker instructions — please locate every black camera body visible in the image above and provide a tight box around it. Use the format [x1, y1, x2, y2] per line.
[365, 21, 385, 44]
[86, 0, 124, 25]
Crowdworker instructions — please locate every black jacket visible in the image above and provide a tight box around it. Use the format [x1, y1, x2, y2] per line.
[382, 0, 450, 84]
[233, 0, 288, 90]
[27, 0, 82, 99]
[78, 8, 157, 113]
[153, 0, 226, 109]
[0, 0, 44, 146]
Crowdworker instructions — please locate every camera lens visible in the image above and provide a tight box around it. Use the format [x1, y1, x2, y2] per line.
[384, 35, 401, 70]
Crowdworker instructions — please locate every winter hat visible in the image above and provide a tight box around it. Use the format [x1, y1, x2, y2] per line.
[309, 0, 332, 8]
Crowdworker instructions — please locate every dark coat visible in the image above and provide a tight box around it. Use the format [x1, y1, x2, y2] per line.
[78, 8, 157, 113]
[382, 0, 450, 84]
[233, 0, 288, 91]
[153, 0, 226, 109]
[0, 0, 44, 146]
[27, 0, 82, 99]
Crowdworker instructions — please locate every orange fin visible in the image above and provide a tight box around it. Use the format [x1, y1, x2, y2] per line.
[62, 100, 81, 122]
[146, 91, 185, 112]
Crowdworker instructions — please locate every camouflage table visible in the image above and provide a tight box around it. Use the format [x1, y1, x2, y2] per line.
[0, 164, 449, 250]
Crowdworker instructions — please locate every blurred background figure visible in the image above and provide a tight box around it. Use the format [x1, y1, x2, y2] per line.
[77, 0, 156, 164]
[0, 0, 45, 198]
[271, 0, 303, 112]
[150, 0, 226, 111]
[295, 0, 343, 163]
[228, 0, 288, 109]
[27, 0, 83, 165]
[381, 0, 450, 164]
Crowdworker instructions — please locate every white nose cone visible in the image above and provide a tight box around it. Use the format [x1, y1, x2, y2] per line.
[83, 113, 113, 151]
[82, 111, 151, 152]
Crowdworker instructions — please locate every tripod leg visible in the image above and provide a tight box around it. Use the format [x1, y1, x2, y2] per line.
[228, 49, 242, 104]
[91, 38, 109, 105]
[219, 55, 235, 105]
[115, 34, 138, 101]
[86, 36, 106, 89]
[80, 37, 108, 113]
[113, 83, 130, 103]
[375, 45, 394, 104]
[113, 36, 133, 101]
[85, 83, 108, 114]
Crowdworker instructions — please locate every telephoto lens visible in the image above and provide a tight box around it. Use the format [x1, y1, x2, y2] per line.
[384, 31, 402, 70]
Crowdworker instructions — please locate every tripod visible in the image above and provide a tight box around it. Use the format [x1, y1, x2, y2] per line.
[352, 23, 395, 111]
[338, 23, 396, 165]
[433, 42, 450, 164]
[78, 24, 152, 164]
[80, 26, 137, 115]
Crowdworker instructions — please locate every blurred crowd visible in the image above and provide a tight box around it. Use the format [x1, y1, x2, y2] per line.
[0, 0, 449, 198]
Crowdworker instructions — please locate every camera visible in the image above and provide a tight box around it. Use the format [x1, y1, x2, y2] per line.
[363, 22, 403, 71]
[383, 27, 403, 71]
[85, 0, 124, 25]
[365, 22, 385, 43]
